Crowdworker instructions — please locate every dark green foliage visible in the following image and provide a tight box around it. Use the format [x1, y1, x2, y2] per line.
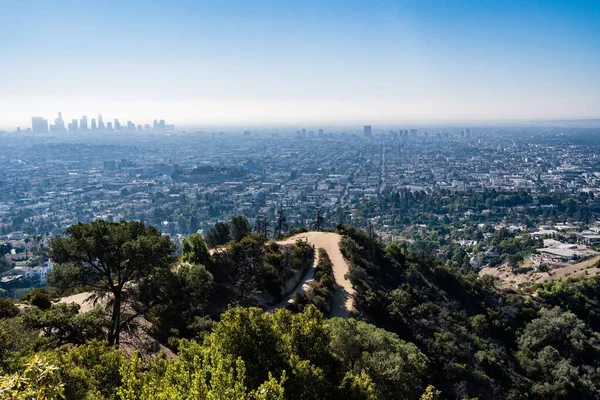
[144, 261, 213, 342]
[339, 224, 592, 399]
[181, 232, 212, 266]
[207, 236, 314, 314]
[230, 215, 251, 242]
[205, 221, 230, 247]
[0, 297, 20, 319]
[0, 317, 39, 374]
[535, 277, 600, 331]
[49, 220, 176, 346]
[22, 287, 53, 310]
[327, 318, 428, 399]
[42, 340, 124, 400]
[22, 303, 106, 347]
[0, 256, 11, 274]
[516, 307, 600, 399]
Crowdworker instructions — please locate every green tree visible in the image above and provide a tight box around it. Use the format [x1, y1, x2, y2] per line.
[49, 220, 175, 346]
[0, 355, 65, 400]
[41, 340, 124, 400]
[274, 208, 289, 239]
[338, 371, 377, 400]
[516, 307, 600, 399]
[208, 307, 287, 389]
[22, 303, 106, 347]
[230, 215, 251, 242]
[145, 261, 213, 342]
[182, 233, 212, 266]
[117, 346, 286, 400]
[205, 222, 230, 247]
[22, 288, 53, 310]
[0, 318, 38, 374]
[0, 298, 20, 319]
[327, 318, 429, 399]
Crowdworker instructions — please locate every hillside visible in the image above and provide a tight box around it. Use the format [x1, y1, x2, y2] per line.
[5, 221, 600, 399]
[480, 255, 600, 290]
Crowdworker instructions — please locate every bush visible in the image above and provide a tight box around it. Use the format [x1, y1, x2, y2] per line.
[0, 298, 20, 319]
[22, 288, 53, 310]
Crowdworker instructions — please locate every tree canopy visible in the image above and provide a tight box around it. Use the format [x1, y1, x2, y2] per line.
[49, 220, 175, 346]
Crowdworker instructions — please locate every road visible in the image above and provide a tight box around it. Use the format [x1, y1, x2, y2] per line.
[274, 231, 355, 317]
[62, 232, 355, 317]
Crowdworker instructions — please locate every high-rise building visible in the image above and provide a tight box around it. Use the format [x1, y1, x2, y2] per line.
[52, 112, 65, 132]
[80, 115, 88, 130]
[106, 122, 113, 130]
[159, 119, 166, 130]
[68, 119, 78, 132]
[98, 114, 104, 129]
[410, 129, 418, 135]
[127, 121, 135, 130]
[364, 125, 372, 137]
[153, 120, 158, 129]
[318, 129, 324, 136]
[91, 118, 97, 130]
[31, 117, 49, 133]
[114, 119, 121, 130]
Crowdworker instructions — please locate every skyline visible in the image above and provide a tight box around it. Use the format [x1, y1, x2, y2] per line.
[1, 0, 599, 129]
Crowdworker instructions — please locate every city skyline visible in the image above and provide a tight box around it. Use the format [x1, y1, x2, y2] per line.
[1, 0, 599, 129]
[28, 112, 174, 133]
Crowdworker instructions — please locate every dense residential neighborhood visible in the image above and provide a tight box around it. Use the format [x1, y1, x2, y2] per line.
[2, 127, 600, 295]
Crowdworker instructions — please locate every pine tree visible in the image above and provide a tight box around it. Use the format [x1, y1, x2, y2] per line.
[274, 208, 288, 239]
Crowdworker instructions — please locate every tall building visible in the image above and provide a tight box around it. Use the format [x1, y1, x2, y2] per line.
[68, 119, 78, 132]
[364, 125, 372, 137]
[98, 114, 105, 129]
[114, 119, 121, 130]
[31, 117, 48, 133]
[52, 112, 65, 132]
[106, 122, 113, 130]
[127, 121, 135, 130]
[410, 129, 418, 135]
[80, 115, 88, 130]
[91, 118, 97, 130]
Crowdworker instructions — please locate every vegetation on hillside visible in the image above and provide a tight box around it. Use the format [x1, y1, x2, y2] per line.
[4, 220, 600, 399]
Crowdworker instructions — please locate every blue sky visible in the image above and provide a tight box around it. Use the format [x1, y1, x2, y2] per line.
[1, 0, 599, 128]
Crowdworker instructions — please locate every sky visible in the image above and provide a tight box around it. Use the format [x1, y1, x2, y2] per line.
[1, 0, 599, 129]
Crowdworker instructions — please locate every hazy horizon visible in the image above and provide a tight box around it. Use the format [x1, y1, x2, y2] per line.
[2, 0, 599, 130]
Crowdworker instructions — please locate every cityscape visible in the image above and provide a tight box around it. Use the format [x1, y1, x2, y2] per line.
[28, 112, 175, 134]
[2, 1, 600, 399]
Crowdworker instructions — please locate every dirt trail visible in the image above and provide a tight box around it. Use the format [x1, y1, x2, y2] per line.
[275, 231, 355, 317]
[63, 232, 355, 317]
[59, 292, 100, 313]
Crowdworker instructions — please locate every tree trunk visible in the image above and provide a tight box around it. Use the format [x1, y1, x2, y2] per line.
[107, 291, 122, 347]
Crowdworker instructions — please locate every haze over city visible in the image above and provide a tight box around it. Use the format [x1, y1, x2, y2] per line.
[5, 2, 600, 399]
[2, 0, 599, 130]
